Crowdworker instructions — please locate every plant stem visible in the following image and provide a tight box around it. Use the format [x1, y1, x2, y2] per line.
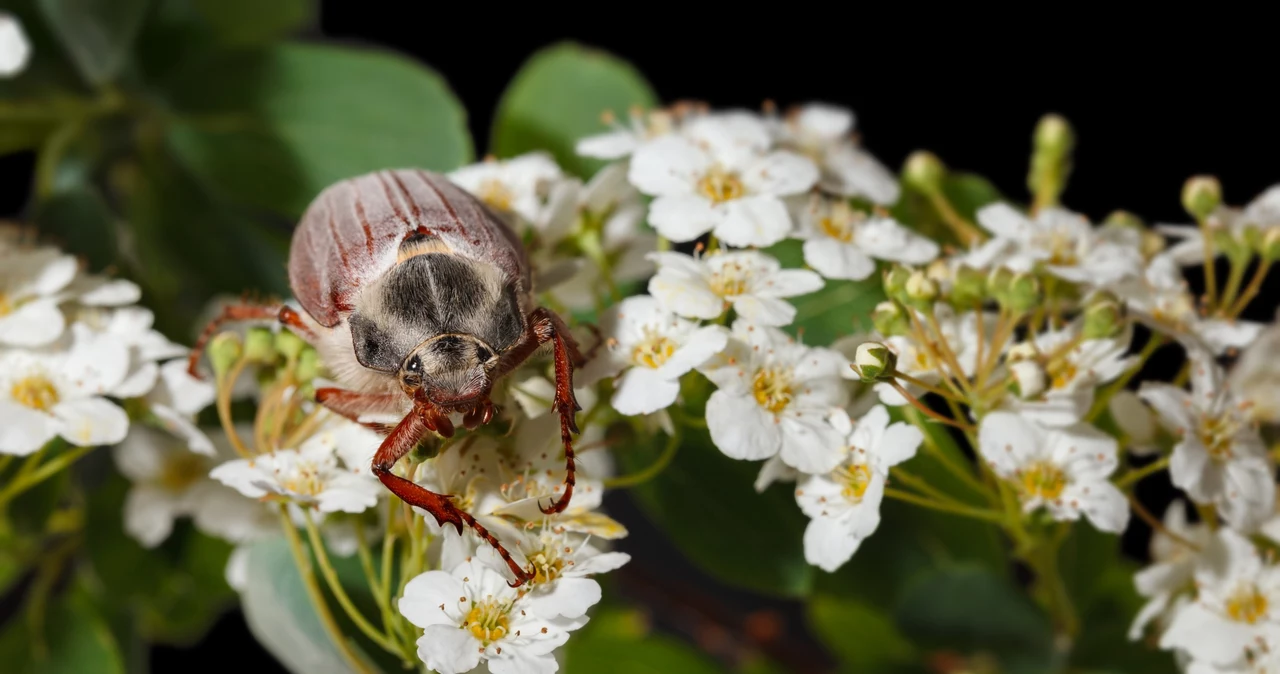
[1227, 259, 1273, 318]
[216, 357, 255, 458]
[1115, 456, 1169, 490]
[890, 381, 973, 431]
[1027, 534, 1078, 640]
[300, 510, 405, 659]
[354, 523, 406, 659]
[893, 371, 959, 401]
[927, 190, 984, 246]
[605, 429, 681, 488]
[901, 406, 991, 501]
[0, 445, 94, 511]
[883, 487, 1006, 524]
[1200, 220, 1218, 308]
[1129, 493, 1203, 550]
[278, 507, 373, 674]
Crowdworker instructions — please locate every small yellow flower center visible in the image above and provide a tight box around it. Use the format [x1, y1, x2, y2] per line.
[160, 452, 208, 492]
[1151, 292, 1195, 329]
[11, 374, 60, 411]
[817, 202, 862, 243]
[529, 547, 567, 586]
[1226, 584, 1269, 624]
[1050, 362, 1078, 390]
[1019, 460, 1067, 501]
[463, 599, 511, 644]
[752, 367, 794, 414]
[1196, 415, 1239, 462]
[697, 166, 745, 205]
[0, 292, 13, 317]
[708, 261, 750, 299]
[478, 179, 515, 213]
[631, 330, 677, 369]
[836, 463, 874, 503]
[280, 461, 327, 497]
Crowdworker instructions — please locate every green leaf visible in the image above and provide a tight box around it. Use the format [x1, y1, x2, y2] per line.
[890, 172, 1003, 245]
[161, 42, 472, 218]
[893, 566, 1054, 674]
[34, 185, 117, 270]
[766, 239, 884, 345]
[0, 585, 126, 674]
[491, 41, 657, 178]
[564, 607, 726, 674]
[36, 0, 150, 86]
[191, 0, 312, 46]
[807, 595, 915, 673]
[618, 426, 814, 597]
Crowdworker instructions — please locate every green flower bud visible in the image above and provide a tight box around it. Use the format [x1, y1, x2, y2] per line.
[208, 332, 243, 380]
[905, 270, 939, 306]
[1102, 210, 1145, 230]
[1005, 273, 1042, 313]
[883, 265, 913, 302]
[275, 329, 307, 363]
[409, 437, 442, 464]
[987, 267, 1014, 299]
[949, 266, 987, 307]
[1259, 228, 1280, 262]
[871, 301, 909, 337]
[851, 342, 897, 382]
[1214, 227, 1253, 263]
[1182, 175, 1222, 222]
[1034, 114, 1074, 157]
[296, 346, 321, 384]
[1083, 292, 1125, 339]
[903, 151, 945, 194]
[243, 327, 278, 365]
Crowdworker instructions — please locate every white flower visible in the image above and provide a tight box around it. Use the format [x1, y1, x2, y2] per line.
[768, 103, 900, 205]
[1139, 347, 1274, 532]
[795, 405, 922, 572]
[505, 526, 630, 620]
[699, 321, 850, 473]
[1159, 529, 1280, 668]
[975, 203, 1145, 286]
[1115, 254, 1262, 355]
[113, 425, 275, 547]
[1129, 500, 1214, 640]
[1228, 318, 1280, 425]
[596, 295, 727, 415]
[0, 12, 30, 78]
[398, 560, 589, 674]
[449, 152, 564, 225]
[791, 194, 937, 280]
[628, 112, 818, 247]
[0, 244, 79, 347]
[647, 250, 822, 327]
[210, 418, 382, 514]
[1158, 185, 1280, 266]
[0, 323, 130, 455]
[68, 301, 187, 400]
[874, 307, 991, 406]
[978, 412, 1129, 533]
[575, 107, 683, 159]
[1002, 326, 1137, 427]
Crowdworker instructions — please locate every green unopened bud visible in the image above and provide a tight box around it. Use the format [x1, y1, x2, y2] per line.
[1005, 273, 1042, 313]
[1008, 360, 1046, 400]
[1182, 175, 1222, 222]
[208, 332, 243, 379]
[275, 329, 306, 363]
[1028, 114, 1075, 209]
[1083, 292, 1125, 339]
[949, 266, 987, 307]
[871, 301, 909, 337]
[243, 327, 277, 365]
[905, 270, 938, 304]
[1214, 227, 1252, 263]
[851, 342, 897, 382]
[884, 265, 913, 302]
[296, 346, 321, 384]
[987, 267, 1014, 299]
[903, 151, 945, 194]
[1103, 210, 1145, 229]
[409, 438, 442, 464]
[1033, 114, 1074, 158]
[1259, 228, 1280, 262]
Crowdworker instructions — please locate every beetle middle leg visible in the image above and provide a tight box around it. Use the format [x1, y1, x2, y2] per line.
[372, 406, 534, 586]
[187, 303, 316, 378]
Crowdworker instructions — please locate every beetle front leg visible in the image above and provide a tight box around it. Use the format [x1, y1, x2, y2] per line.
[373, 405, 534, 586]
[187, 303, 316, 378]
[315, 387, 406, 434]
[530, 309, 580, 515]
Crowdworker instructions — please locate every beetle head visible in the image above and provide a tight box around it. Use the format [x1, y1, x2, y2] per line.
[399, 333, 500, 409]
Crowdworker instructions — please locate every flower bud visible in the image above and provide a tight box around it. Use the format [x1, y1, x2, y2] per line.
[1035, 114, 1074, 156]
[1004, 273, 1042, 313]
[1008, 360, 1046, 399]
[903, 151, 945, 194]
[409, 437, 442, 464]
[872, 301, 909, 337]
[296, 346, 321, 384]
[851, 342, 897, 382]
[1007, 342, 1039, 362]
[1182, 175, 1222, 222]
[883, 265, 913, 302]
[275, 329, 307, 363]
[1109, 390, 1157, 455]
[1083, 292, 1125, 339]
[905, 270, 938, 305]
[948, 266, 987, 307]
[243, 327, 278, 365]
[208, 332, 243, 380]
[987, 267, 1013, 299]
[1214, 227, 1252, 263]
[1259, 228, 1280, 262]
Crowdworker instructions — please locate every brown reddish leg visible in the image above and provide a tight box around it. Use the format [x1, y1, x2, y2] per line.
[494, 307, 582, 516]
[372, 404, 533, 586]
[315, 387, 406, 434]
[187, 303, 315, 378]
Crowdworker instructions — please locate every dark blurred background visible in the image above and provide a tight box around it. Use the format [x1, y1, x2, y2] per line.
[3, 4, 1275, 672]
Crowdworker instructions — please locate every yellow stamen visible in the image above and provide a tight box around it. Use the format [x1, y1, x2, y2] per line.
[836, 463, 873, 503]
[708, 261, 750, 299]
[160, 452, 209, 491]
[478, 179, 515, 213]
[631, 331, 677, 369]
[280, 461, 326, 496]
[752, 367, 794, 414]
[817, 201, 862, 243]
[696, 166, 744, 205]
[1197, 415, 1239, 461]
[463, 599, 511, 644]
[1019, 460, 1067, 501]
[1050, 362, 1078, 390]
[11, 374, 59, 411]
[1226, 585, 1269, 624]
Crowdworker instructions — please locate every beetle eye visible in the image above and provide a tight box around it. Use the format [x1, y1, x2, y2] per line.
[405, 356, 422, 374]
[476, 346, 492, 362]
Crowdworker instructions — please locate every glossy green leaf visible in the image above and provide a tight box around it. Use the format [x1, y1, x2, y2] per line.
[893, 566, 1054, 674]
[618, 425, 814, 597]
[0, 586, 127, 674]
[564, 607, 725, 674]
[766, 239, 884, 345]
[36, 0, 150, 86]
[492, 41, 657, 178]
[807, 595, 915, 673]
[161, 42, 472, 218]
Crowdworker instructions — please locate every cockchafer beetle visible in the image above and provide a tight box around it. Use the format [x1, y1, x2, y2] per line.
[188, 169, 587, 587]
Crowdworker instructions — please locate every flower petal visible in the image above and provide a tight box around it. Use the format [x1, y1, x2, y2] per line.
[803, 513, 862, 573]
[611, 367, 680, 416]
[570, 551, 631, 576]
[778, 413, 846, 474]
[740, 151, 819, 196]
[714, 195, 792, 248]
[822, 145, 900, 205]
[576, 130, 639, 159]
[755, 269, 824, 299]
[628, 135, 709, 196]
[802, 238, 875, 281]
[0, 400, 59, 455]
[417, 624, 481, 674]
[0, 298, 65, 347]
[52, 397, 129, 447]
[706, 391, 780, 461]
[532, 577, 601, 619]
[400, 570, 464, 628]
[648, 195, 718, 243]
[123, 484, 180, 548]
[729, 295, 796, 327]
[655, 325, 728, 379]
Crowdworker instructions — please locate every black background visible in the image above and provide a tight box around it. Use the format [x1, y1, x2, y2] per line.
[3, 4, 1276, 672]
